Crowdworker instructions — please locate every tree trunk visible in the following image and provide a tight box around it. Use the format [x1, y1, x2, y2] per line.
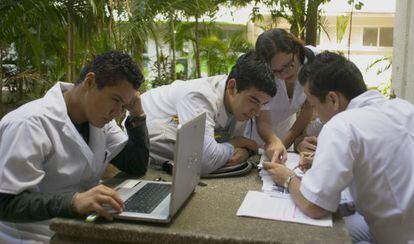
[151, 24, 162, 81]
[305, 0, 319, 45]
[108, 0, 115, 48]
[347, 1, 354, 58]
[170, 12, 176, 81]
[194, 15, 201, 78]
[67, 11, 75, 82]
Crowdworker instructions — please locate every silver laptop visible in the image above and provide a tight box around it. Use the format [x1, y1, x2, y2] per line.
[113, 112, 206, 223]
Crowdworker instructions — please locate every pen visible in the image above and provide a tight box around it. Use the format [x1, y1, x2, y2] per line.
[85, 213, 99, 223]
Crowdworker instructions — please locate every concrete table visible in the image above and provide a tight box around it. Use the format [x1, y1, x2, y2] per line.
[50, 168, 351, 243]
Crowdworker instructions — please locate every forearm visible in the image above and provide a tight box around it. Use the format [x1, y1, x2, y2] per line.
[111, 116, 149, 176]
[0, 191, 76, 222]
[201, 136, 234, 175]
[288, 178, 328, 219]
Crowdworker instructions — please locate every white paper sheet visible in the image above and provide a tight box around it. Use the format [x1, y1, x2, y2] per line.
[237, 191, 333, 227]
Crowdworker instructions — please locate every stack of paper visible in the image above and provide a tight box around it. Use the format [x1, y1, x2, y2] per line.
[237, 191, 333, 227]
[237, 152, 333, 227]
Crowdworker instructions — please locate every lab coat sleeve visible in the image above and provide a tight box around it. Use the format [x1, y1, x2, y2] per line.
[176, 92, 234, 174]
[300, 123, 355, 212]
[0, 191, 75, 221]
[0, 118, 52, 194]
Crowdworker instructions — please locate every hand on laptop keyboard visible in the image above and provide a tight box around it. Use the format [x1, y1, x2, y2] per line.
[71, 184, 124, 221]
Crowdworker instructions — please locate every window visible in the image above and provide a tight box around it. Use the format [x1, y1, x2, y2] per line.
[379, 28, 393, 47]
[363, 28, 378, 46]
[363, 27, 393, 47]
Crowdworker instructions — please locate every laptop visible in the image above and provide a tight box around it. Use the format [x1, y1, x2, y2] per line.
[113, 112, 206, 223]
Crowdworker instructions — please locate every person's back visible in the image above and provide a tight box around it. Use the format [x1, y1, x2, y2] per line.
[319, 91, 414, 242]
[142, 75, 226, 123]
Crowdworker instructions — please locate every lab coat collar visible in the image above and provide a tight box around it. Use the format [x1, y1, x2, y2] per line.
[346, 90, 385, 111]
[43, 82, 95, 165]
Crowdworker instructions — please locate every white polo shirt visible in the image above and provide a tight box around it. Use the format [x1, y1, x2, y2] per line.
[300, 90, 414, 243]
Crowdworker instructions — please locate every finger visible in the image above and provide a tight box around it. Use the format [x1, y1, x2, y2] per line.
[101, 195, 123, 213]
[263, 161, 272, 170]
[306, 143, 317, 151]
[94, 204, 113, 221]
[97, 187, 124, 208]
[280, 151, 288, 164]
[308, 136, 317, 144]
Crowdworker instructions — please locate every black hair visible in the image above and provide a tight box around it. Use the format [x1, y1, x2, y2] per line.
[226, 51, 276, 97]
[298, 51, 367, 102]
[75, 51, 144, 90]
[255, 28, 311, 65]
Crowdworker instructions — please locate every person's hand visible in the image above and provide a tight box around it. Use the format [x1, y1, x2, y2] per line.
[263, 161, 293, 186]
[266, 141, 288, 164]
[71, 184, 124, 221]
[297, 136, 317, 153]
[228, 136, 259, 152]
[228, 147, 249, 166]
[298, 151, 314, 172]
[125, 91, 144, 117]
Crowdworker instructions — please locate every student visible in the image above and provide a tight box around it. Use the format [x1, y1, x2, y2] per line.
[246, 28, 318, 150]
[263, 51, 414, 243]
[141, 51, 285, 175]
[0, 51, 149, 242]
[295, 119, 373, 244]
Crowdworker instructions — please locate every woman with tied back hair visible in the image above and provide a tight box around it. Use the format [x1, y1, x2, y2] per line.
[245, 28, 319, 153]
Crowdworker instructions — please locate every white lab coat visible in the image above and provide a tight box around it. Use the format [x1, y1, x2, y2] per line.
[0, 82, 128, 242]
[301, 90, 414, 243]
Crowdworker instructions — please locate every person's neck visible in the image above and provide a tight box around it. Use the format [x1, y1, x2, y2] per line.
[223, 92, 233, 115]
[63, 87, 88, 124]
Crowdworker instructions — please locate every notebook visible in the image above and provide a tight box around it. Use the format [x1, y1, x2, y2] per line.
[113, 112, 206, 223]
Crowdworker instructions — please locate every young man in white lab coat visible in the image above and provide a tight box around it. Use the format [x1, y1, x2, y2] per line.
[142, 51, 286, 175]
[0, 51, 149, 242]
[264, 51, 414, 243]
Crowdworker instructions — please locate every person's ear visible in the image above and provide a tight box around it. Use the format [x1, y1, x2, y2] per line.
[327, 91, 340, 111]
[227, 78, 237, 96]
[83, 72, 96, 90]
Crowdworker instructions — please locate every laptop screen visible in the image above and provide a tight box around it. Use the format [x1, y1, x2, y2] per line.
[169, 112, 206, 216]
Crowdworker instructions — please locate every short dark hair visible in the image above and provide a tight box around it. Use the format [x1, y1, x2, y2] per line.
[298, 51, 367, 102]
[75, 51, 144, 90]
[227, 51, 276, 97]
[255, 28, 309, 65]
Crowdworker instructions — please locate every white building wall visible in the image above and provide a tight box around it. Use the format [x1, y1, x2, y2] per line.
[392, 0, 414, 103]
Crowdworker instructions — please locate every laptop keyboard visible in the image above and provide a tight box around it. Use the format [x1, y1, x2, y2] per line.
[124, 183, 171, 214]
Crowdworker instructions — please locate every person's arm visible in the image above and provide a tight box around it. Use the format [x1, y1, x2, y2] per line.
[0, 191, 76, 222]
[0, 184, 125, 222]
[255, 110, 287, 163]
[262, 162, 329, 218]
[110, 115, 149, 176]
[282, 101, 313, 148]
[110, 92, 149, 176]
[227, 147, 250, 166]
[296, 136, 317, 153]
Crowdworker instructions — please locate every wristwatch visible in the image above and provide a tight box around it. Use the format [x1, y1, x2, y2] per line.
[283, 173, 297, 189]
[129, 114, 146, 127]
